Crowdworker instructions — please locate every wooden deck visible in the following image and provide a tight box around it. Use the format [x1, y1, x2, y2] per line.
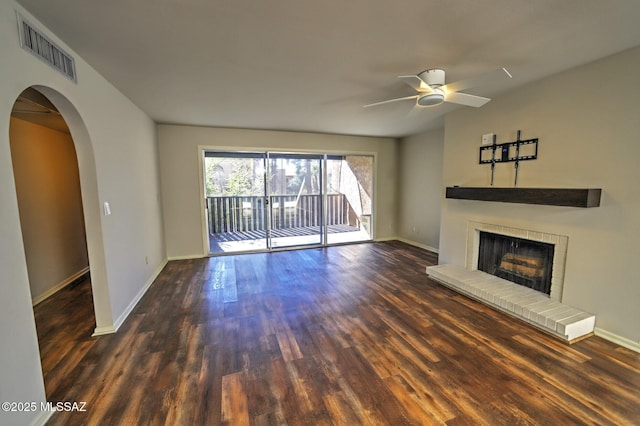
[209, 224, 368, 253]
[35, 241, 640, 425]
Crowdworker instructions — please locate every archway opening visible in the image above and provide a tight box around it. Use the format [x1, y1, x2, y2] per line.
[10, 87, 96, 400]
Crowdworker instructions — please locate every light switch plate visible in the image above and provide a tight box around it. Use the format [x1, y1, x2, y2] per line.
[103, 202, 111, 216]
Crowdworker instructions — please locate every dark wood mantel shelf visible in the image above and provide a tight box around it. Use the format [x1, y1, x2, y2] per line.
[445, 187, 601, 208]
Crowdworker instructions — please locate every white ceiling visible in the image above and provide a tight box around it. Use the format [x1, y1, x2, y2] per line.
[15, 0, 640, 138]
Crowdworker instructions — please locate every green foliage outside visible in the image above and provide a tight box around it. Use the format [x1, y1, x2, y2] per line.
[205, 158, 264, 197]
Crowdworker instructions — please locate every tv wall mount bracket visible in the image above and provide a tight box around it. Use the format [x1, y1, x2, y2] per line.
[479, 130, 538, 187]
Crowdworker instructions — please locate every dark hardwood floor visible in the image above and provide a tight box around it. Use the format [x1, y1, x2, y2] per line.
[35, 241, 640, 425]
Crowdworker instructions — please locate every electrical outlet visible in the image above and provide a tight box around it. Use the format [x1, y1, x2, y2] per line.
[482, 133, 494, 145]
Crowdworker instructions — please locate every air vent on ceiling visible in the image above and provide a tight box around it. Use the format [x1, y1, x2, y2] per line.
[17, 13, 77, 83]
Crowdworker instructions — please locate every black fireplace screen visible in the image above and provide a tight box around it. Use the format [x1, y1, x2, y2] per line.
[478, 231, 554, 295]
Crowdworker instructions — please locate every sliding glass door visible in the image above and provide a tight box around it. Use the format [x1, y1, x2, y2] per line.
[204, 152, 268, 253]
[326, 155, 373, 244]
[267, 153, 323, 249]
[204, 150, 373, 255]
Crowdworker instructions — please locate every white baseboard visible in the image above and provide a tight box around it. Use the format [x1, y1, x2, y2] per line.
[395, 237, 439, 254]
[92, 259, 168, 337]
[112, 259, 168, 331]
[32, 266, 90, 306]
[29, 409, 53, 426]
[92, 325, 117, 336]
[595, 327, 640, 353]
[168, 254, 206, 260]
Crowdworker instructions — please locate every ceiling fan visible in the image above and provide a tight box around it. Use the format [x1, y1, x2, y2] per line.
[364, 67, 512, 109]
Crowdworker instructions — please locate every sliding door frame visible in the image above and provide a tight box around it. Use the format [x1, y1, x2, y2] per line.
[266, 151, 324, 250]
[199, 146, 376, 256]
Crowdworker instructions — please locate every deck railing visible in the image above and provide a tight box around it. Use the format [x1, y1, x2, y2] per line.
[207, 194, 358, 234]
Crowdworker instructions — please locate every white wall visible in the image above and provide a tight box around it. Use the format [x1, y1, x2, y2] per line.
[397, 129, 443, 251]
[0, 3, 166, 424]
[10, 117, 89, 303]
[439, 46, 640, 346]
[158, 124, 397, 259]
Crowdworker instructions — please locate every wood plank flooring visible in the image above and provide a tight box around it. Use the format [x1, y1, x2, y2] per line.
[35, 241, 640, 425]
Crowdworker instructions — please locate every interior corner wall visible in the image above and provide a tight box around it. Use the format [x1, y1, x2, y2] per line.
[157, 124, 397, 259]
[10, 117, 89, 303]
[397, 129, 444, 252]
[439, 46, 640, 344]
[1, 3, 166, 424]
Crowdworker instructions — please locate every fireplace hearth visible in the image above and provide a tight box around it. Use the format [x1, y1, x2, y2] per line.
[425, 221, 594, 342]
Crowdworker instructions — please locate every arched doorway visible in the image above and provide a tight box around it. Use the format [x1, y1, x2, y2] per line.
[10, 88, 90, 306]
[10, 87, 93, 400]
[8, 85, 114, 400]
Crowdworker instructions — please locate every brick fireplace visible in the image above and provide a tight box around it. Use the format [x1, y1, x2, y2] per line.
[465, 221, 568, 301]
[426, 221, 594, 342]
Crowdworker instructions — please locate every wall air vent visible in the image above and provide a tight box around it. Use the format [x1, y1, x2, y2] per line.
[17, 13, 77, 83]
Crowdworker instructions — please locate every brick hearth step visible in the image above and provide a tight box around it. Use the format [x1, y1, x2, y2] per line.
[426, 264, 595, 343]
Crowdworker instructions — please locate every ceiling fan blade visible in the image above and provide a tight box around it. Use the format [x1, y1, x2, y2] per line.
[441, 67, 512, 94]
[364, 94, 419, 108]
[445, 92, 491, 108]
[398, 75, 433, 92]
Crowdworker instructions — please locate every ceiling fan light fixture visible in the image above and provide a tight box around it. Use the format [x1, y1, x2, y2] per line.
[417, 89, 445, 107]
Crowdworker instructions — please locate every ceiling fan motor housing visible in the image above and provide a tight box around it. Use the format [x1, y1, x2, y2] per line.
[416, 69, 446, 106]
[418, 68, 446, 87]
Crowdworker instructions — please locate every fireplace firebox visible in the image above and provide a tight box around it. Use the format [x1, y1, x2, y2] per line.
[478, 231, 555, 295]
